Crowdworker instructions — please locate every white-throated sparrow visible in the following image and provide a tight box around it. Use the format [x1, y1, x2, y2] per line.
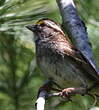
[26, 18, 99, 96]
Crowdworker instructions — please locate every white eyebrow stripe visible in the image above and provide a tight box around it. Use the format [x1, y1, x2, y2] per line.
[44, 21, 64, 35]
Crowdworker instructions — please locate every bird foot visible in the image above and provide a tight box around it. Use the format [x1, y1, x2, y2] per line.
[59, 87, 87, 98]
[59, 88, 75, 98]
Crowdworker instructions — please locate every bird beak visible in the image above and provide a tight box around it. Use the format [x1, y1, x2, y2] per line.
[26, 25, 36, 32]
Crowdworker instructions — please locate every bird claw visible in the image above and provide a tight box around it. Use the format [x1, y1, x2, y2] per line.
[59, 88, 76, 98]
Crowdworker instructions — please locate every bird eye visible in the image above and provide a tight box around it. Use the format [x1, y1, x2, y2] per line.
[40, 23, 45, 27]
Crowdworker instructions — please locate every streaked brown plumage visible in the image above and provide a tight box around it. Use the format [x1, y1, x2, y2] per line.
[26, 18, 99, 95]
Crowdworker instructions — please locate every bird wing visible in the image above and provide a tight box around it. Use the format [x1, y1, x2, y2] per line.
[63, 44, 99, 81]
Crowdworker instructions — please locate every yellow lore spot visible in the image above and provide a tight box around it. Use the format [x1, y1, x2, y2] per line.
[36, 20, 44, 25]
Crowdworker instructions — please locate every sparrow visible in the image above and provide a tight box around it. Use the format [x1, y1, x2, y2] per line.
[26, 18, 99, 96]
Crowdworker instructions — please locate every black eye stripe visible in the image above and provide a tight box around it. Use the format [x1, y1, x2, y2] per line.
[40, 23, 45, 27]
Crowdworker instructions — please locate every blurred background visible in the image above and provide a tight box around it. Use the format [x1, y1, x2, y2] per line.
[0, 0, 99, 110]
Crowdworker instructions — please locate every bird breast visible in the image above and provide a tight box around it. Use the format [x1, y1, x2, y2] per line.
[36, 44, 88, 88]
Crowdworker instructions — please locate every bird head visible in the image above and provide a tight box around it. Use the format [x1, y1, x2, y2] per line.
[26, 18, 64, 41]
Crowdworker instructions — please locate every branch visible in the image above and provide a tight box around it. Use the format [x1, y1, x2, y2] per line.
[35, 87, 87, 110]
[35, 90, 47, 110]
[35, 90, 60, 110]
[56, 0, 99, 73]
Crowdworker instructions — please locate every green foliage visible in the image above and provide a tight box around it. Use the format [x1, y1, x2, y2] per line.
[0, 0, 99, 110]
[0, 0, 48, 109]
